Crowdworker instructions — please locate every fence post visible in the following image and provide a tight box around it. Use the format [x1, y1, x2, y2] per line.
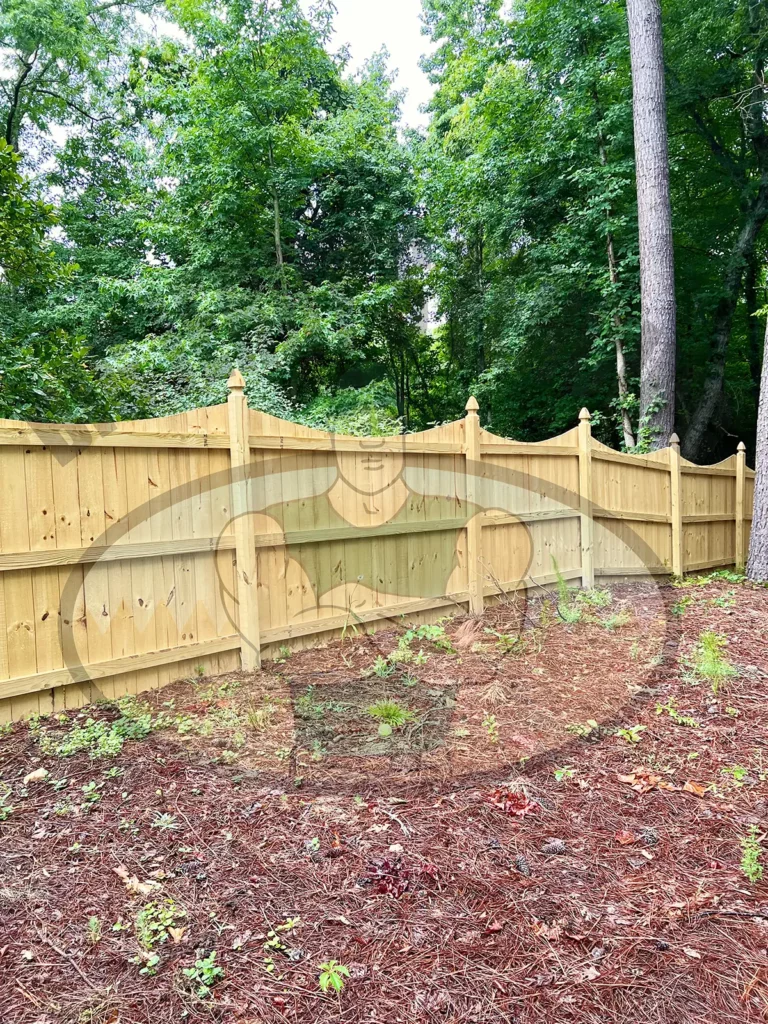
[465, 396, 485, 615]
[735, 440, 746, 570]
[578, 408, 595, 589]
[227, 369, 261, 671]
[669, 432, 684, 578]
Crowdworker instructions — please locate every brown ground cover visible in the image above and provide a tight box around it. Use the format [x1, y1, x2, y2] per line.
[2, 575, 768, 1023]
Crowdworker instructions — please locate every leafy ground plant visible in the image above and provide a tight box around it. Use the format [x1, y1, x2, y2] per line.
[741, 825, 764, 883]
[366, 700, 415, 736]
[36, 696, 161, 759]
[616, 725, 646, 744]
[319, 959, 350, 994]
[692, 631, 737, 693]
[655, 698, 700, 728]
[135, 898, 186, 950]
[182, 950, 223, 998]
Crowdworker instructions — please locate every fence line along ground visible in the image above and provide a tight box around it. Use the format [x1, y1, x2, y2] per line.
[0, 371, 755, 722]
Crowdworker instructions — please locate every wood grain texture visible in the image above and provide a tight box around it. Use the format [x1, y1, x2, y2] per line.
[0, 400, 755, 721]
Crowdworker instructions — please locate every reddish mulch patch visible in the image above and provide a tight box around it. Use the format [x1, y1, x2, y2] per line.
[2, 578, 768, 1023]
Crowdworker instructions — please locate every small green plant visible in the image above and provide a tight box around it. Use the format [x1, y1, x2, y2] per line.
[629, 641, 641, 660]
[366, 700, 415, 736]
[388, 636, 415, 664]
[692, 631, 737, 693]
[319, 959, 350, 994]
[37, 696, 160, 760]
[566, 719, 600, 738]
[371, 655, 395, 678]
[402, 623, 454, 652]
[135, 898, 186, 950]
[80, 780, 102, 808]
[484, 629, 524, 654]
[539, 599, 556, 628]
[295, 686, 325, 719]
[0, 784, 13, 821]
[577, 588, 612, 609]
[86, 916, 102, 943]
[247, 701, 276, 731]
[275, 645, 292, 664]
[482, 712, 499, 744]
[183, 950, 224, 998]
[553, 560, 583, 623]
[740, 825, 764, 883]
[137, 952, 161, 977]
[151, 812, 179, 831]
[721, 764, 748, 786]
[0, 722, 12, 737]
[671, 595, 695, 617]
[554, 766, 575, 782]
[655, 698, 700, 728]
[616, 724, 646, 745]
[601, 610, 632, 631]
[709, 591, 736, 609]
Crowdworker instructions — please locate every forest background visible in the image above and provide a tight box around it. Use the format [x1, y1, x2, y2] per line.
[1, 0, 767, 463]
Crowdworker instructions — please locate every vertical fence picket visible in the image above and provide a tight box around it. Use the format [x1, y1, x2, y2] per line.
[669, 433, 684, 577]
[736, 441, 747, 571]
[464, 397, 484, 615]
[227, 370, 261, 671]
[578, 409, 594, 588]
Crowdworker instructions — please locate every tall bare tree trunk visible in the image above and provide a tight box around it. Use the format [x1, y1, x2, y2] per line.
[747, 316, 768, 581]
[606, 229, 636, 448]
[626, 0, 677, 449]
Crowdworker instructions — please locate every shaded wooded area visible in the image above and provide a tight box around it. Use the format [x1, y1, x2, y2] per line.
[0, 0, 767, 460]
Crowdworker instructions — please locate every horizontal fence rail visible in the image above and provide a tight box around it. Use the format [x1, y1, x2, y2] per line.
[0, 374, 755, 722]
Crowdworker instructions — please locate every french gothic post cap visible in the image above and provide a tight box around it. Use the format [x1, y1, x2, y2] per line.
[579, 407, 591, 421]
[227, 368, 246, 391]
[669, 432, 680, 445]
[465, 396, 479, 413]
[738, 441, 747, 453]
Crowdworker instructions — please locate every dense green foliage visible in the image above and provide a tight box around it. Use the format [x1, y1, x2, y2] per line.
[0, 0, 765, 458]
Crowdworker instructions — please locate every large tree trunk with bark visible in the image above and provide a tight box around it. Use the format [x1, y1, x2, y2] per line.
[747, 315, 768, 581]
[626, 0, 677, 449]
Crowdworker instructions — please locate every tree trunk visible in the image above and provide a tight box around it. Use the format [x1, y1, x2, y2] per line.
[626, 0, 677, 449]
[747, 315, 768, 581]
[606, 230, 636, 448]
[267, 143, 286, 291]
[745, 255, 763, 399]
[593, 86, 637, 449]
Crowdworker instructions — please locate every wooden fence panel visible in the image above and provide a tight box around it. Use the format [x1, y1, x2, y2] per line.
[0, 388, 757, 722]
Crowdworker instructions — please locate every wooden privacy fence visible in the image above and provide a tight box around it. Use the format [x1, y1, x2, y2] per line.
[0, 370, 755, 722]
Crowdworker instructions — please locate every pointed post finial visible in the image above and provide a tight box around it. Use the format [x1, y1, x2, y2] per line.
[669, 432, 680, 447]
[465, 396, 479, 414]
[227, 368, 246, 392]
[737, 441, 746, 453]
[579, 407, 591, 422]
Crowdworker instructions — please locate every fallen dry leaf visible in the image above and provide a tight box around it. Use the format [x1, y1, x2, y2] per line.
[683, 947, 702, 959]
[23, 767, 49, 785]
[615, 830, 637, 846]
[113, 865, 161, 897]
[683, 781, 707, 798]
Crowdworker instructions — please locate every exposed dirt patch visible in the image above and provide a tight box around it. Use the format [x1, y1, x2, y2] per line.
[2, 577, 768, 1023]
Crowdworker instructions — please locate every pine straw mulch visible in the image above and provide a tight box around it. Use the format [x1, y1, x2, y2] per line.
[2, 577, 768, 1024]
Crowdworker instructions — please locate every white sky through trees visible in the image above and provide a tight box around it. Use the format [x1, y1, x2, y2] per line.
[320, 0, 434, 128]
